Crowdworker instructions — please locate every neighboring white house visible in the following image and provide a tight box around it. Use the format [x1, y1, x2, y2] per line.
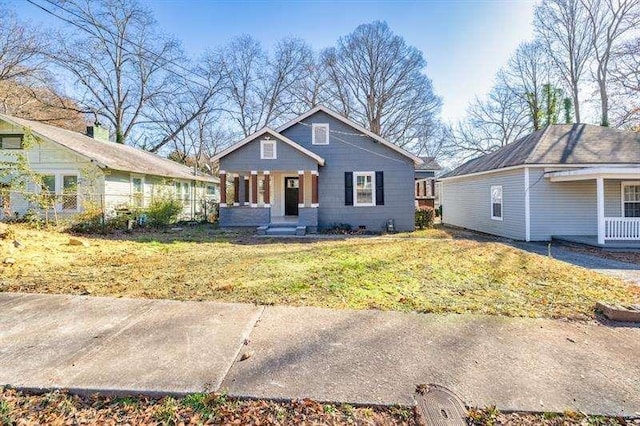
[0, 113, 219, 221]
[440, 124, 640, 248]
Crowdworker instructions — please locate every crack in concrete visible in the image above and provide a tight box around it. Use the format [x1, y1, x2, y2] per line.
[216, 305, 266, 391]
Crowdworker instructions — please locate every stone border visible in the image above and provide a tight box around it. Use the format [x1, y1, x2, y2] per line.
[596, 302, 640, 323]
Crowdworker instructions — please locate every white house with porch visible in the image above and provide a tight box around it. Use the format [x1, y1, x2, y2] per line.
[440, 124, 640, 248]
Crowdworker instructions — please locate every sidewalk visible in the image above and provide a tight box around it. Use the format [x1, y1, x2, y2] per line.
[0, 292, 638, 417]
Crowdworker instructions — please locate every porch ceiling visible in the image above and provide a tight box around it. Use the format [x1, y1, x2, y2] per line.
[546, 167, 640, 182]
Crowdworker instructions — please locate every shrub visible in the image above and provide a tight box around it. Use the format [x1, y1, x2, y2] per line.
[146, 195, 183, 227]
[68, 201, 104, 233]
[415, 206, 435, 229]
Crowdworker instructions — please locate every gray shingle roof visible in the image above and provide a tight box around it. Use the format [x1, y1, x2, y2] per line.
[442, 124, 640, 178]
[416, 156, 442, 171]
[0, 113, 218, 183]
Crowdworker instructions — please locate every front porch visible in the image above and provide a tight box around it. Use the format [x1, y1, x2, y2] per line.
[546, 167, 640, 247]
[218, 169, 319, 234]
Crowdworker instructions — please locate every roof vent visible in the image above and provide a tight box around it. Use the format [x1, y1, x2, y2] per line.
[86, 123, 109, 142]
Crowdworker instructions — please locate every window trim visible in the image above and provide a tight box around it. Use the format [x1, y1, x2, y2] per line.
[621, 181, 640, 218]
[353, 171, 376, 207]
[260, 139, 277, 159]
[312, 123, 329, 145]
[490, 185, 503, 221]
[0, 134, 24, 150]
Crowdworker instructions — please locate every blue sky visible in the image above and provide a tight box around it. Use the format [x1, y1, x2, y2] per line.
[14, 0, 537, 122]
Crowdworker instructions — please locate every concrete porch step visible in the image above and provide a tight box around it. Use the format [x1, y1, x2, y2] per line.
[257, 225, 307, 236]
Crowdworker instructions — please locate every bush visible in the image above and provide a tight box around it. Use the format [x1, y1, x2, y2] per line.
[68, 202, 104, 233]
[145, 196, 183, 227]
[415, 206, 435, 229]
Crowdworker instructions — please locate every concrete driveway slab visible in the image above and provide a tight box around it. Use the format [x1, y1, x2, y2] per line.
[222, 305, 640, 417]
[0, 293, 263, 394]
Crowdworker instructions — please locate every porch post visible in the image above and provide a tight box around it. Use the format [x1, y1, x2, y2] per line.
[250, 171, 258, 207]
[219, 170, 227, 207]
[311, 170, 319, 208]
[263, 171, 271, 207]
[233, 174, 240, 206]
[597, 177, 605, 245]
[298, 170, 305, 208]
[244, 176, 250, 205]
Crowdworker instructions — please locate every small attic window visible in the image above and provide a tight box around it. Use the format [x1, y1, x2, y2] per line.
[260, 139, 276, 159]
[1, 135, 23, 149]
[312, 123, 329, 145]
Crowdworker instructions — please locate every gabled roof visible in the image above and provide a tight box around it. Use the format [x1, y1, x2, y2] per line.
[416, 156, 441, 171]
[0, 113, 218, 183]
[442, 124, 640, 179]
[276, 105, 423, 165]
[211, 127, 326, 166]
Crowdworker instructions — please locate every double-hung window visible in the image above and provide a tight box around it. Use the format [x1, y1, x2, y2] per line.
[622, 183, 640, 217]
[354, 172, 375, 206]
[490, 185, 503, 220]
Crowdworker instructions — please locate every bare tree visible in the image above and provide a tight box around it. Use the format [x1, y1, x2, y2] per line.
[445, 83, 531, 161]
[534, 0, 593, 123]
[290, 51, 330, 111]
[610, 36, 640, 128]
[219, 35, 312, 137]
[321, 21, 441, 147]
[142, 52, 226, 153]
[581, 0, 640, 126]
[0, 6, 46, 83]
[502, 42, 557, 130]
[47, 0, 184, 143]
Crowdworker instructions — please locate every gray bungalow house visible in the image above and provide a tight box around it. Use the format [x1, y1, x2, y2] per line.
[440, 124, 640, 247]
[211, 106, 423, 234]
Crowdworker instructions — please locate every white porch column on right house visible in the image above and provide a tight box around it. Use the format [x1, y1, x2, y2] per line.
[596, 176, 605, 245]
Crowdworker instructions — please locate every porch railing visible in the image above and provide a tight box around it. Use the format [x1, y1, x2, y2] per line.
[605, 217, 640, 240]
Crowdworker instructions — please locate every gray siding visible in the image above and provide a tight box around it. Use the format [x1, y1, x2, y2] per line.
[441, 168, 526, 240]
[220, 135, 318, 172]
[281, 111, 415, 232]
[219, 206, 270, 227]
[529, 169, 624, 240]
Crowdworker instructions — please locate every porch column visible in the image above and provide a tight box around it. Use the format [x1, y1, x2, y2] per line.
[597, 177, 605, 245]
[244, 176, 250, 205]
[263, 171, 271, 207]
[298, 170, 305, 208]
[233, 174, 240, 206]
[219, 170, 227, 207]
[250, 171, 258, 207]
[311, 170, 319, 208]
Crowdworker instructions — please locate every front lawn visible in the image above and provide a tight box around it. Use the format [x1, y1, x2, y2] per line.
[1, 225, 638, 319]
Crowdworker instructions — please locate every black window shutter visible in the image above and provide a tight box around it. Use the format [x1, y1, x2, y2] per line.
[344, 172, 353, 206]
[375, 171, 384, 205]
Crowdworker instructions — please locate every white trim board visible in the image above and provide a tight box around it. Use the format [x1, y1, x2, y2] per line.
[439, 164, 640, 182]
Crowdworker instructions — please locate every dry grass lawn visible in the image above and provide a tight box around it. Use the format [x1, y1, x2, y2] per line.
[1, 224, 638, 319]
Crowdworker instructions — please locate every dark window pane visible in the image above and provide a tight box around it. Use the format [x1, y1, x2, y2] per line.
[624, 202, 640, 218]
[492, 203, 502, 218]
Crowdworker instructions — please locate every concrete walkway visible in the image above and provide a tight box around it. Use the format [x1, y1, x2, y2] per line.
[1, 293, 639, 417]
